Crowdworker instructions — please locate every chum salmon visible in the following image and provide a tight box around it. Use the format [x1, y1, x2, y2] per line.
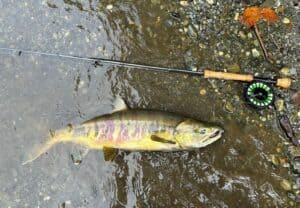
[23, 98, 223, 164]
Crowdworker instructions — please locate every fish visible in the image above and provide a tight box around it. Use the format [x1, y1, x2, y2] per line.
[23, 98, 223, 164]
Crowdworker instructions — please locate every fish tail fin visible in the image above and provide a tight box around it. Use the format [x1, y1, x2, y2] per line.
[22, 137, 58, 165]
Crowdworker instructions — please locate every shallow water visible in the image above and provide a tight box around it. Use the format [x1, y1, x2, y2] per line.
[0, 0, 299, 207]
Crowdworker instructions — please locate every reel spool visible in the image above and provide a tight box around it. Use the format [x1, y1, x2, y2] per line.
[244, 82, 274, 109]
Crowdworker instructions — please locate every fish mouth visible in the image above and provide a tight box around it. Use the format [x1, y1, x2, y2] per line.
[209, 129, 224, 138]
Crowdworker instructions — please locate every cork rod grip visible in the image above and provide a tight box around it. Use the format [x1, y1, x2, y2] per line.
[204, 69, 254, 82]
[276, 78, 292, 89]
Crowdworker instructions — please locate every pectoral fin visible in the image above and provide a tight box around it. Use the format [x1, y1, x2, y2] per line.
[103, 147, 118, 161]
[151, 135, 176, 144]
[150, 131, 176, 145]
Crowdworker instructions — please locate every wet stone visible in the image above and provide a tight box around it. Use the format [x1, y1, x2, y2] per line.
[281, 179, 292, 191]
[280, 67, 291, 76]
[253, 40, 259, 47]
[282, 17, 291, 24]
[224, 102, 234, 113]
[275, 99, 285, 112]
[182, 19, 189, 26]
[199, 88, 207, 96]
[239, 31, 246, 39]
[270, 154, 280, 166]
[106, 4, 113, 10]
[59, 200, 72, 208]
[227, 64, 240, 73]
[251, 48, 260, 57]
[187, 25, 197, 38]
[234, 13, 239, 21]
[180, 1, 189, 7]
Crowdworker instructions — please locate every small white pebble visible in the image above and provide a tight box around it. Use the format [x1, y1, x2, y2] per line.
[180, 1, 189, 6]
[218, 51, 224, 56]
[251, 48, 260, 57]
[43, 196, 51, 201]
[106, 4, 113, 10]
[282, 17, 290, 24]
[234, 13, 239, 21]
[247, 32, 253, 39]
[207, 0, 214, 5]
[199, 89, 207, 95]
[191, 66, 197, 72]
[239, 31, 246, 39]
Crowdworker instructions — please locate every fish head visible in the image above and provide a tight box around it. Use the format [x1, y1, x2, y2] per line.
[174, 119, 223, 149]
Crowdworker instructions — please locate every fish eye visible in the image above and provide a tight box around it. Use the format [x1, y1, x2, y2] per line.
[199, 129, 206, 134]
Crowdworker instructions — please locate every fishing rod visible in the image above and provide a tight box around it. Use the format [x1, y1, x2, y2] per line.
[0, 47, 292, 109]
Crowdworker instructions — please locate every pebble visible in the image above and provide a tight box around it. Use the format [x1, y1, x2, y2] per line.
[260, 116, 266, 122]
[187, 25, 197, 37]
[275, 99, 284, 111]
[180, 1, 189, 7]
[253, 40, 259, 47]
[60, 201, 72, 208]
[106, 4, 113, 10]
[191, 66, 197, 72]
[251, 48, 260, 57]
[206, 0, 214, 4]
[234, 13, 239, 21]
[280, 67, 291, 76]
[43, 196, 51, 201]
[247, 32, 253, 39]
[199, 89, 207, 95]
[182, 19, 189, 26]
[218, 51, 224, 56]
[225, 102, 234, 113]
[238, 31, 246, 39]
[227, 64, 240, 73]
[199, 43, 206, 49]
[151, 0, 160, 4]
[281, 179, 292, 191]
[282, 17, 291, 24]
[270, 154, 279, 166]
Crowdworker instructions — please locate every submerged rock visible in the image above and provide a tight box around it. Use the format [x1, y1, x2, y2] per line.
[59, 200, 72, 208]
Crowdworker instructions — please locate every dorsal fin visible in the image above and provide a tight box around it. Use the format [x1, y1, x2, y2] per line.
[82, 97, 128, 124]
[111, 97, 128, 113]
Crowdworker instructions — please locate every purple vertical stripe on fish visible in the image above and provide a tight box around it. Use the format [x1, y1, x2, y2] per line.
[104, 119, 114, 141]
[132, 122, 141, 138]
[118, 122, 129, 141]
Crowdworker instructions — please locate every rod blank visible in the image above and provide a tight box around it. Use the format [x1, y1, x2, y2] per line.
[0, 47, 292, 89]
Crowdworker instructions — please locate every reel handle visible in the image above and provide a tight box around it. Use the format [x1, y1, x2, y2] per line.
[204, 69, 253, 82]
[204, 69, 292, 89]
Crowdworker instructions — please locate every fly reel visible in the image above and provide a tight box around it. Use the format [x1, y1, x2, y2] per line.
[244, 81, 275, 109]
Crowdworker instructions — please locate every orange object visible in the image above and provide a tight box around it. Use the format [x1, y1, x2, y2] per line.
[241, 6, 278, 28]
